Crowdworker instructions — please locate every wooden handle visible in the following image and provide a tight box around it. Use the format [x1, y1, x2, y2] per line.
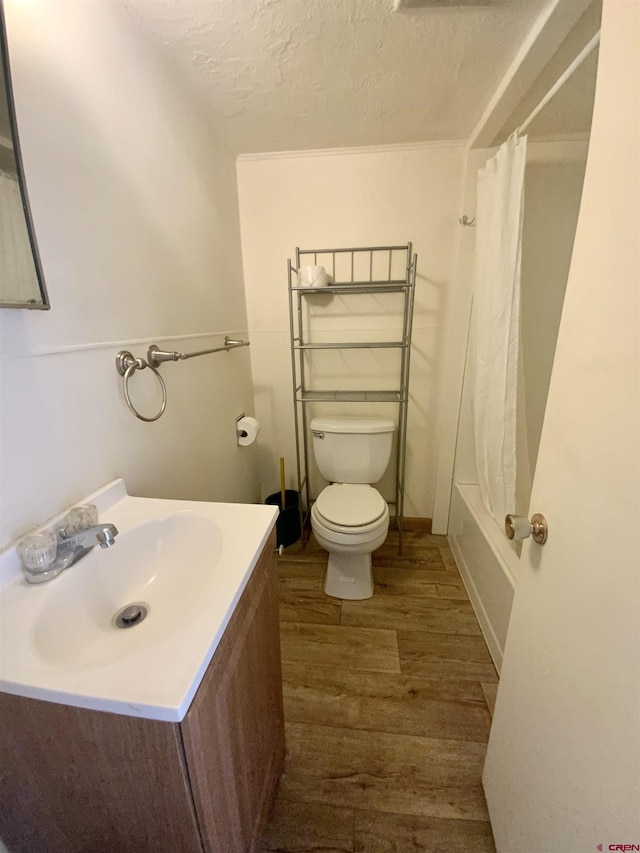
[279, 457, 286, 511]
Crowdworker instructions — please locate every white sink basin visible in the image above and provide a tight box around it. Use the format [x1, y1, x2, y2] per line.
[0, 480, 278, 721]
[33, 513, 223, 669]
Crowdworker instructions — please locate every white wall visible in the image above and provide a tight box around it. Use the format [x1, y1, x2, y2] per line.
[237, 144, 465, 517]
[0, 0, 258, 549]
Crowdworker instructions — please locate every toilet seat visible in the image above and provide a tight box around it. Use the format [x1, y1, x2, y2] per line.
[314, 486, 387, 535]
[312, 501, 388, 538]
[315, 484, 386, 531]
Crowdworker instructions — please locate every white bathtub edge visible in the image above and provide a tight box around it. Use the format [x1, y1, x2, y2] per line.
[449, 532, 504, 673]
[448, 483, 518, 675]
[454, 484, 518, 588]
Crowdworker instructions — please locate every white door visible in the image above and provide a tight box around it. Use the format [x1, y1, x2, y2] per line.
[482, 2, 640, 851]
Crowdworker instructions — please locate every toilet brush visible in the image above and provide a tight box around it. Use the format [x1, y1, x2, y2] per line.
[265, 458, 301, 548]
[279, 457, 286, 511]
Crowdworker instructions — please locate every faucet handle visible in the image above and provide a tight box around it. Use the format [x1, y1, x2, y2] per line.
[17, 530, 58, 571]
[61, 505, 98, 536]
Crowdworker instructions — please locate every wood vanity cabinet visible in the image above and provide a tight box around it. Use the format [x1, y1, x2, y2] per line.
[0, 532, 285, 853]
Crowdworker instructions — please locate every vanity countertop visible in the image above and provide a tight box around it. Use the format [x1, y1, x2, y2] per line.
[0, 480, 278, 721]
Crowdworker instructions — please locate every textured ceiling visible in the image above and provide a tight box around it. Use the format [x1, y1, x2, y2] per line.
[127, 0, 553, 154]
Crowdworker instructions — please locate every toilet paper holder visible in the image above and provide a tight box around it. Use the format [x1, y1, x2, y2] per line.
[236, 413, 260, 446]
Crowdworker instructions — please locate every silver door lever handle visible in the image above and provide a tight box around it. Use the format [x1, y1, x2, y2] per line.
[505, 513, 548, 544]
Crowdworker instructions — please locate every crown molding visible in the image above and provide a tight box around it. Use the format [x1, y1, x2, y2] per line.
[237, 139, 467, 163]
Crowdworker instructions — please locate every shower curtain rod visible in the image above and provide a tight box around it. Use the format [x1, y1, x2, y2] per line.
[516, 30, 601, 137]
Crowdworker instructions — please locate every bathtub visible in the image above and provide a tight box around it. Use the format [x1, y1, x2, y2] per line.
[448, 483, 519, 673]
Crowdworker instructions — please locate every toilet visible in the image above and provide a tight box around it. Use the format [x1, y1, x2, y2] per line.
[310, 416, 395, 600]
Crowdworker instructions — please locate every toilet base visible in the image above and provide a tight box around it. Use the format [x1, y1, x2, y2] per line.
[324, 551, 373, 600]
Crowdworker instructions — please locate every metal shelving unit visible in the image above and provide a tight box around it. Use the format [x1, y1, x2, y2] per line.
[288, 243, 417, 552]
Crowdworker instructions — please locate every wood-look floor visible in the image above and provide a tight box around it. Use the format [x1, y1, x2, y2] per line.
[261, 529, 498, 853]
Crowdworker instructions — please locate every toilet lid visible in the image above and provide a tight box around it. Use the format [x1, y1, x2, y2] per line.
[315, 484, 387, 527]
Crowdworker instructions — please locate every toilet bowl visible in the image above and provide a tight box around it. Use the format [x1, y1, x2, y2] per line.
[311, 484, 389, 599]
[309, 417, 395, 600]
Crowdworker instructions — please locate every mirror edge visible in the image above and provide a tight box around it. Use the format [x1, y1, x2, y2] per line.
[0, 0, 50, 311]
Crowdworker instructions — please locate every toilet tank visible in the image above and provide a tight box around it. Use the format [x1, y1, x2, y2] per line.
[310, 416, 395, 484]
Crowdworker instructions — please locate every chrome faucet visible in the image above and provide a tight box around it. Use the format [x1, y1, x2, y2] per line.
[18, 510, 119, 585]
[59, 523, 119, 553]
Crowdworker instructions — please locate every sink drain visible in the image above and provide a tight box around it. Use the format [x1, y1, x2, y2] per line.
[114, 603, 148, 629]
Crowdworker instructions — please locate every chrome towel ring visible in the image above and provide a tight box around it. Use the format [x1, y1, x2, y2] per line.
[116, 336, 249, 422]
[116, 351, 167, 423]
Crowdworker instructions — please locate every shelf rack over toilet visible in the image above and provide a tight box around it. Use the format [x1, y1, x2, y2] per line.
[288, 243, 417, 553]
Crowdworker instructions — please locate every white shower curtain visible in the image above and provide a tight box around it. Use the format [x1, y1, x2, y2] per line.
[472, 135, 527, 525]
[0, 171, 39, 303]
